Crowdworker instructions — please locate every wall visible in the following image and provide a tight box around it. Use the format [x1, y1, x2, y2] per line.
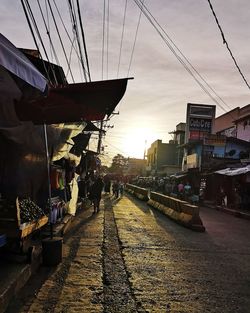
[147, 140, 178, 175]
[214, 107, 239, 134]
[236, 120, 250, 142]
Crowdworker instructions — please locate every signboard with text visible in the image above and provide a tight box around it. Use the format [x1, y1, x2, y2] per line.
[204, 134, 226, 147]
[185, 103, 216, 142]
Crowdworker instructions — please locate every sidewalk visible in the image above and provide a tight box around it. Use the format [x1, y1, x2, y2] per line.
[0, 201, 94, 313]
[204, 201, 250, 220]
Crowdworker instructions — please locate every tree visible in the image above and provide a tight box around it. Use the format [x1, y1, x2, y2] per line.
[109, 154, 128, 175]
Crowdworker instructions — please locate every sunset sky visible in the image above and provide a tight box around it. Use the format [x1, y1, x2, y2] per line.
[1, 0, 250, 164]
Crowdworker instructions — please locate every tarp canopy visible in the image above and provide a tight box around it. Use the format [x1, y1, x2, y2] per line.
[214, 165, 250, 176]
[0, 33, 47, 98]
[70, 133, 91, 156]
[15, 78, 131, 124]
[19, 49, 67, 86]
[84, 121, 102, 132]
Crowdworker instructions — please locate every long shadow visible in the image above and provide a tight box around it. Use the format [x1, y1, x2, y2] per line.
[7, 207, 100, 313]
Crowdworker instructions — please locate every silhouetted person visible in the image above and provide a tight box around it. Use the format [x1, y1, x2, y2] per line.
[89, 176, 104, 213]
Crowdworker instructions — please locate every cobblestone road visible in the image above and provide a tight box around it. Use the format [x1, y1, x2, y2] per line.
[6, 193, 250, 313]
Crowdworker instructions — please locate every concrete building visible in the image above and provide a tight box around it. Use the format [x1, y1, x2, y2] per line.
[169, 122, 186, 166]
[146, 139, 179, 176]
[125, 158, 146, 176]
[215, 104, 250, 142]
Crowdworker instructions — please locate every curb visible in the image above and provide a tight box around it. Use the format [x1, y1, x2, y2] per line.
[0, 245, 42, 313]
[204, 203, 250, 220]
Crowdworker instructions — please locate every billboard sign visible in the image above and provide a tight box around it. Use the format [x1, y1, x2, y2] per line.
[185, 103, 216, 142]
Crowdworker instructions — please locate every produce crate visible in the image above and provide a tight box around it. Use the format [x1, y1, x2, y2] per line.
[0, 198, 48, 239]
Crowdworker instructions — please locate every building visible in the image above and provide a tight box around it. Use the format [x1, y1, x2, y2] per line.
[215, 104, 250, 143]
[169, 122, 186, 166]
[125, 158, 146, 176]
[182, 103, 250, 207]
[182, 103, 216, 172]
[146, 139, 179, 176]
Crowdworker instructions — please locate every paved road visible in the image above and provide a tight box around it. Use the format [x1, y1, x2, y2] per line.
[115, 194, 250, 312]
[6, 193, 250, 313]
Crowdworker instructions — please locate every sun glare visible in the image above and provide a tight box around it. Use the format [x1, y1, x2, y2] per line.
[122, 128, 156, 159]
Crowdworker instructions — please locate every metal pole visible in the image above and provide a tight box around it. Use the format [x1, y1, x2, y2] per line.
[97, 120, 103, 154]
[43, 123, 53, 239]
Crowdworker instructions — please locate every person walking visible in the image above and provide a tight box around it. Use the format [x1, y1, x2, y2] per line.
[177, 181, 184, 199]
[112, 181, 119, 198]
[184, 182, 192, 201]
[89, 176, 104, 213]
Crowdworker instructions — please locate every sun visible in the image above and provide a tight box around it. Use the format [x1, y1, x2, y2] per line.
[122, 127, 156, 159]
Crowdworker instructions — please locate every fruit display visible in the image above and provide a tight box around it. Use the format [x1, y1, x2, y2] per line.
[19, 198, 46, 224]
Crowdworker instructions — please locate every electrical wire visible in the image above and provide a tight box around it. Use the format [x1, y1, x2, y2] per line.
[132, 0, 231, 115]
[44, 0, 53, 62]
[207, 0, 250, 90]
[66, 36, 76, 78]
[67, 0, 88, 82]
[102, 0, 106, 80]
[136, 0, 232, 111]
[117, 0, 128, 78]
[106, 0, 110, 79]
[51, 0, 82, 63]
[127, 0, 144, 77]
[47, 0, 75, 82]
[103, 138, 129, 156]
[23, 0, 55, 83]
[37, 0, 61, 84]
[76, 0, 91, 81]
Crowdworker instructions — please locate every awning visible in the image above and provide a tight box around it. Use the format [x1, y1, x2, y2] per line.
[0, 33, 47, 97]
[84, 121, 103, 132]
[15, 78, 131, 124]
[70, 133, 91, 156]
[20, 49, 67, 86]
[214, 165, 250, 176]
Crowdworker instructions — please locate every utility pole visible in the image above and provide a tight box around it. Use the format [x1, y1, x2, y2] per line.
[97, 120, 103, 154]
[143, 140, 147, 160]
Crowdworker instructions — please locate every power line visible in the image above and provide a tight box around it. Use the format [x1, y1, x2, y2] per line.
[106, 0, 110, 79]
[102, 0, 106, 80]
[76, 0, 91, 81]
[207, 0, 250, 90]
[37, 0, 61, 79]
[47, 0, 75, 82]
[51, 0, 82, 62]
[22, 0, 56, 84]
[127, 0, 144, 77]
[136, 0, 232, 111]
[117, 0, 128, 78]
[103, 138, 129, 156]
[132, 0, 231, 115]
[67, 0, 88, 82]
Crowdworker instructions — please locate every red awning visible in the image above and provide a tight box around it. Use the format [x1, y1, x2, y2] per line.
[15, 78, 131, 124]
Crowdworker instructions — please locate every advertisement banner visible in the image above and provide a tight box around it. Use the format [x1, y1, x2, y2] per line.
[204, 134, 226, 147]
[186, 103, 216, 142]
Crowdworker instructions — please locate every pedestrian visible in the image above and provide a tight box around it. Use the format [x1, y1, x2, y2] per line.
[104, 179, 111, 193]
[217, 187, 226, 207]
[112, 181, 119, 198]
[89, 176, 104, 213]
[177, 181, 184, 199]
[184, 182, 192, 201]
[119, 181, 124, 196]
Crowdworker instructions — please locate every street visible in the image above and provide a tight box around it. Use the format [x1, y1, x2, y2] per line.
[6, 193, 250, 313]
